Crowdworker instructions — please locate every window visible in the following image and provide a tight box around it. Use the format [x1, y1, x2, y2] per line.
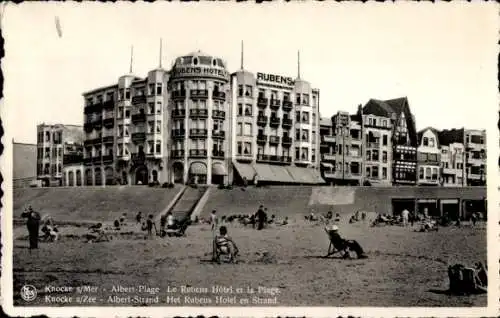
[312, 131, 316, 143]
[431, 168, 438, 180]
[302, 129, 309, 142]
[372, 166, 379, 178]
[351, 162, 360, 175]
[366, 167, 370, 177]
[382, 151, 388, 163]
[237, 123, 243, 136]
[238, 85, 243, 97]
[312, 149, 316, 162]
[312, 95, 317, 107]
[302, 94, 309, 105]
[283, 92, 290, 101]
[296, 94, 301, 104]
[429, 138, 435, 147]
[156, 121, 161, 134]
[295, 148, 300, 160]
[425, 167, 431, 180]
[243, 142, 251, 155]
[312, 113, 316, 126]
[125, 109, 130, 118]
[258, 89, 265, 98]
[382, 167, 387, 179]
[238, 104, 243, 116]
[148, 121, 154, 133]
[372, 150, 379, 161]
[383, 135, 388, 146]
[302, 112, 309, 124]
[237, 142, 242, 155]
[156, 101, 162, 114]
[245, 104, 252, 116]
[148, 103, 154, 114]
[244, 123, 252, 136]
[271, 90, 278, 100]
[366, 150, 371, 161]
[419, 167, 424, 179]
[301, 147, 309, 160]
[125, 88, 130, 100]
[295, 129, 300, 140]
[156, 141, 161, 153]
[245, 85, 252, 97]
[296, 111, 301, 122]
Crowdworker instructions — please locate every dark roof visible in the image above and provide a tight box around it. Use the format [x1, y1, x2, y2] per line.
[438, 128, 465, 146]
[362, 97, 417, 146]
[417, 127, 441, 148]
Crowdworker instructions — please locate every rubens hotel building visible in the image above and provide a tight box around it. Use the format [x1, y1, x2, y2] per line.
[82, 46, 321, 186]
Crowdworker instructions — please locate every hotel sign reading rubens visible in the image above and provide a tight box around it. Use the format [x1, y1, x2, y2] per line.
[172, 66, 229, 81]
[257, 72, 295, 87]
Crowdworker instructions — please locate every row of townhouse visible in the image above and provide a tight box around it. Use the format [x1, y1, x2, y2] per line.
[319, 97, 486, 187]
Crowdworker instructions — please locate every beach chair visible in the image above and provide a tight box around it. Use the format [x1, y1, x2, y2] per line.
[212, 237, 238, 264]
[324, 228, 351, 259]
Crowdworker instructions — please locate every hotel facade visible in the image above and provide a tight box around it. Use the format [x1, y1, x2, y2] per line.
[81, 50, 321, 186]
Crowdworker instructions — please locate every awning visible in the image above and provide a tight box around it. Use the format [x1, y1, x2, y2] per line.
[212, 163, 227, 176]
[269, 165, 294, 183]
[233, 161, 256, 181]
[321, 162, 334, 168]
[190, 162, 207, 175]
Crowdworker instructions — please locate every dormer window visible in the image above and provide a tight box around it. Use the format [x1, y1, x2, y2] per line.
[193, 57, 199, 66]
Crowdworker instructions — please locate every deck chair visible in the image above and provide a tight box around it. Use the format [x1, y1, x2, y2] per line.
[324, 228, 352, 259]
[212, 237, 238, 264]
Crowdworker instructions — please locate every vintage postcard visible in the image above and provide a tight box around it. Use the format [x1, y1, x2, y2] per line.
[1, 1, 498, 317]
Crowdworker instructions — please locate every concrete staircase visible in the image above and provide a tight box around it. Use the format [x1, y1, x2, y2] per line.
[168, 186, 208, 221]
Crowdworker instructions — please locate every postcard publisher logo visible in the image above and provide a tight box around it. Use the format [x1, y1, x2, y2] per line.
[20, 285, 37, 302]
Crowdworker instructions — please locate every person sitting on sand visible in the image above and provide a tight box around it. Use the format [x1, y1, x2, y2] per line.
[214, 226, 239, 262]
[325, 225, 368, 259]
[113, 220, 121, 230]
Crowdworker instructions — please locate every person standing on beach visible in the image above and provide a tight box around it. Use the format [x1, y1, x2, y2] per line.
[21, 206, 41, 250]
[401, 209, 410, 227]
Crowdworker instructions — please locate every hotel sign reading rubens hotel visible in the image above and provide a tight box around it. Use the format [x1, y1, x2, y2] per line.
[171, 66, 230, 81]
[256, 72, 295, 88]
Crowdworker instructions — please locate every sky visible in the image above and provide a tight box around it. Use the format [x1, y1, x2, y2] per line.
[2, 2, 498, 144]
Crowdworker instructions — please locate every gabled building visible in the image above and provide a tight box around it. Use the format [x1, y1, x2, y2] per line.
[417, 127, 441, 186]
[438, 128, 466, 187]
[362, 97, 418, 185]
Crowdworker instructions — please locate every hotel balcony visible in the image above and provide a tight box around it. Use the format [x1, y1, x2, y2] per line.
[189, 149, 208, 158]
[131, 153, 146, 165]
[103, 154, 114, 163]
[190, 89, 208, 99]
[102, 135, 114, 144]
[322, 154, 336, 162]
[322, 135, 336, 143]
[257, 134, 267, 145]
[84, 122, 94, 132]
[171, 129, 185, 139]
[190, 108, 209, 118]
[269, 136, 280, 145]
[269, 117, 281, 128]
[92, 156, 102, 163]
[257, 97, 268, 108]
[84, 103, 103, 114]
[131, 95, 147, 105]
[212, 91, 226, 101]
[103, 118, 114, 128]
[282, 100, 293, 111]
[172, 90, 186, 100]
[171, 149, 185, 159]
[257, 115, 268, 127]
[131, 132, 146, 143]
[270, 99, 281, 110]
[212, 130, 225, 139]
[282, 118, 293, 129]
[282, 136, 292, 147]
[131, 113, 146, 123]
[83, 157, 93, 165]
[256, 154, 292, 164]
[212, 110, 226, 119]
[212, 150, 225, 159]
[189, 128, 208, 138]
[103, 100, 115, 110]
[172, 109, 186, 118]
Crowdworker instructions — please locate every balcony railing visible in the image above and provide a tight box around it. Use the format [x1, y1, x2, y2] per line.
[102, 135, 114, 143]
[190, 128, 208, 138]
[257, 116, 268, 126]
[84, 103, 103, 114]
[103, 118, 114, 128]
[103, 100, 115, 110]
[282, 118, 293, 128]
[189, 149, 208, 158]
[269, 136, 280, 145]
[103, 154, 114, 162]
[190, 108, 209, 118]
[282, 136, 292, 146]
[63, 154, 83, 165]
[282, 100, 293, 111]
[257, 97, 268, 108]
[131, 113, 146, 123]
[83, 157, 92, 165]
[212, 150, 225, 158]
[212, 110, 226, 119]
[172, 109, 186, 118]
[257, 134, 267, 144]
[270, 99, 281, 110]
[190, 89, 208, 99]
[212, 130, 225, 139]
[131, 132, 146, 143]
[172, 90, 186, 99]
[322, 154, 336, 161]
[131, 95, 147, 105]
[322, 135, 336, 143]
[256, 154, 292, 164]
[171, 149, 185, 159]
[212, 91, 226, 100]
[171, 129, 185, 139]
[269, 117, 281, 127]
